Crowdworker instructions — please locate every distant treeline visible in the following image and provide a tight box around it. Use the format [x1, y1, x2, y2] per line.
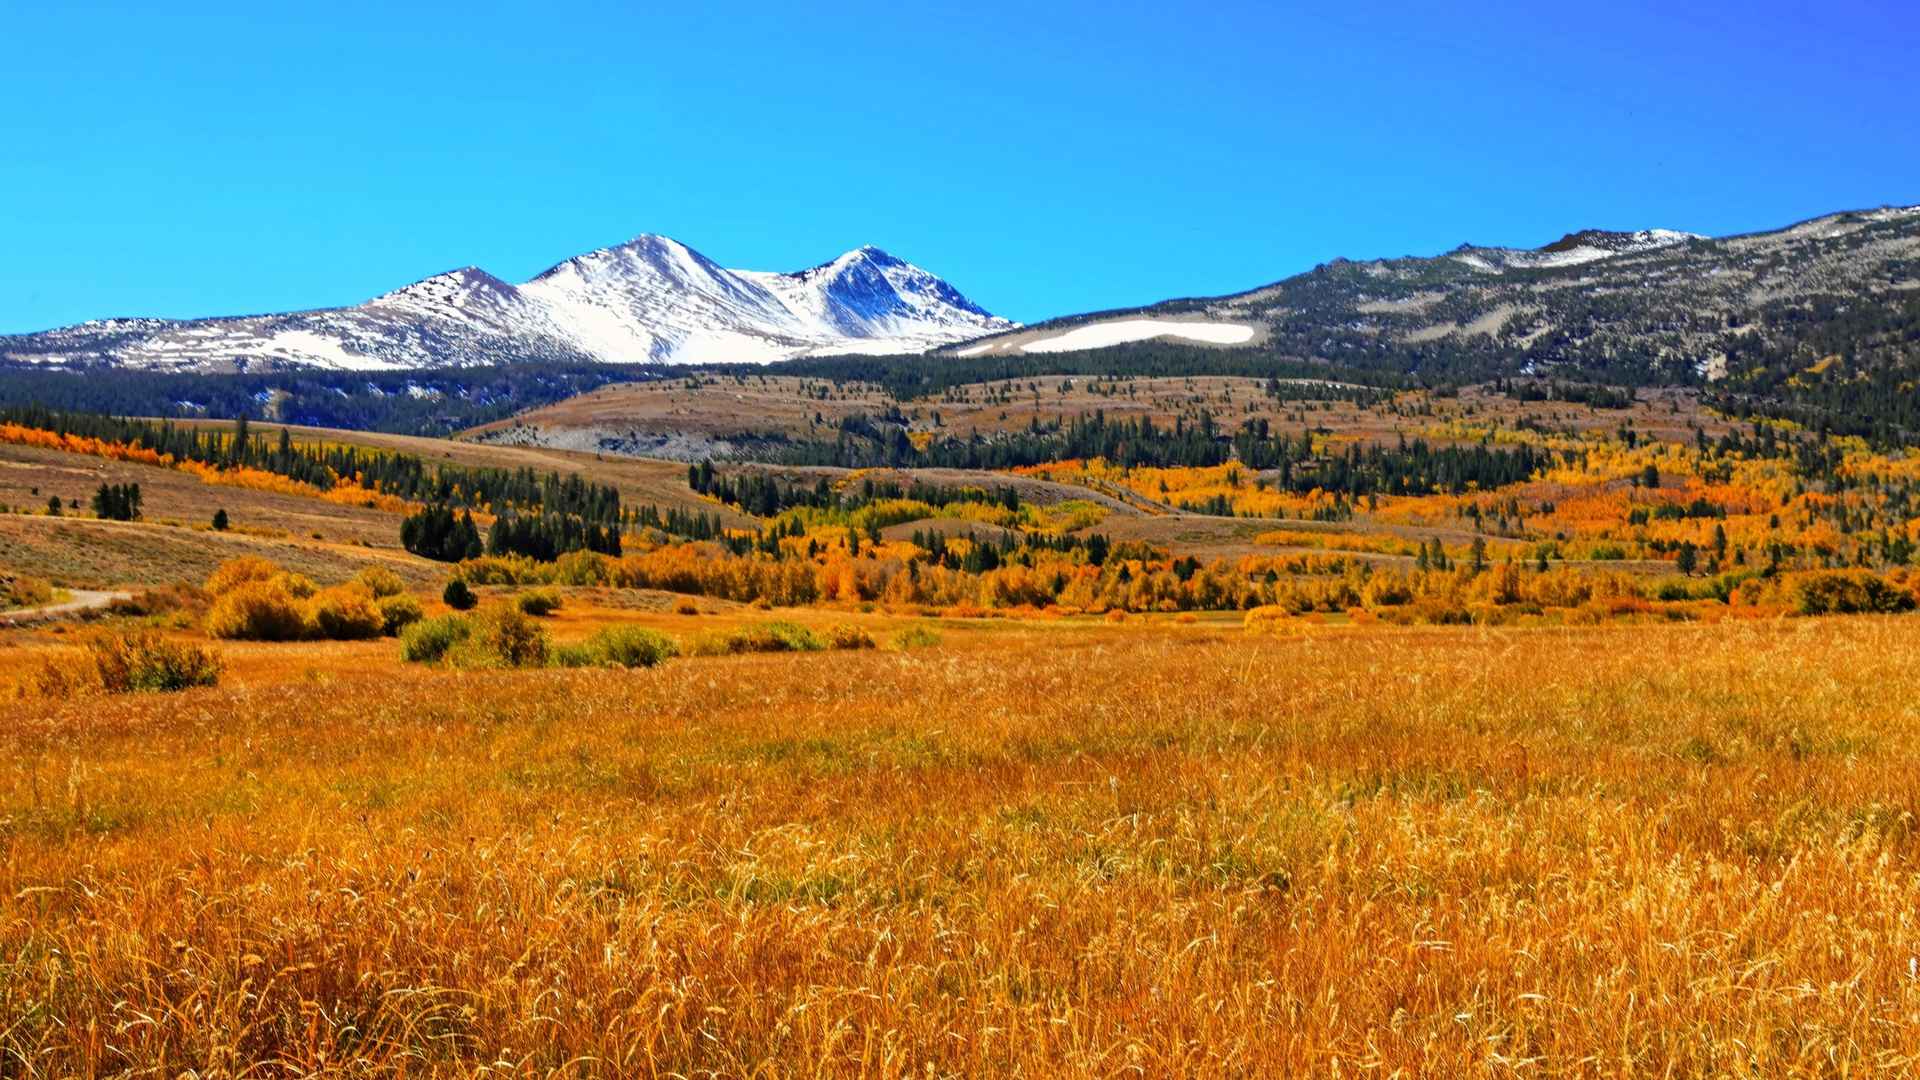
[756, 408, 1545, 494]
[0, 406, 622, 525]
[690, 460, 1025, 518]
[775, 340, 1412, 400]
[0, 362, 664, 437]
[1493, 378, 1636, 409]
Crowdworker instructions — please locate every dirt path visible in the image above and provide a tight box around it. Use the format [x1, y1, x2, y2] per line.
[0, 589, 129, 627]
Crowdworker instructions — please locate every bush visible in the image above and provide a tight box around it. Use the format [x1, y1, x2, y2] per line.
[553, 550, 613, 587]
[442, 578, 477, 611]
[306, 584, 386, 640]
[673, 597, 700, 615]
[400, 614, 471, 663]
[2, 573, 54, 609]
[355, 566, 407, 599]
[206, 556, 278, 596]
[891, 626, 942, 650]
[825, 623, 876, 650]
[37, 629, 222, 696]
[1242, 605, 1290, 634]
[376, 593, 424, 635]
[456, 555, 549, 586]
[205, 581, 307, 641]
[556, 625, 680, 669]
[270, 571, 318, 600]
[1791, 570, 1918, 616]
[449, 605, 550, 669]
[689, 620, 825, 656]
[514, 588, 563, 617]
[106, 584, 206, 623]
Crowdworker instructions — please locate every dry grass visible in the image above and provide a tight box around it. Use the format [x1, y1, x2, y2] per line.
[482, 374, 1724, 454]
[3, 616, 1920, 1074]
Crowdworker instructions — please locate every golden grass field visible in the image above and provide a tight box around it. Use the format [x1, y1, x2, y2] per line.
[6, 610, 1920, 1076]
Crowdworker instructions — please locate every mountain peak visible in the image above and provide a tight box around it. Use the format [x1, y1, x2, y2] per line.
[1, 231, 1012, 370]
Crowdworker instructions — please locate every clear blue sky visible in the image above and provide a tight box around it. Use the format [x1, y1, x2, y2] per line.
[4, 0, 1916, 333]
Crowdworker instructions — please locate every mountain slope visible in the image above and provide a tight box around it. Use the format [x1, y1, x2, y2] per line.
[944, 206, 1920, 393]
[1, 237, 1014, 372]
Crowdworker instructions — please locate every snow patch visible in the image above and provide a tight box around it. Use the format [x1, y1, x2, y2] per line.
[1020, 320, 1254, 354]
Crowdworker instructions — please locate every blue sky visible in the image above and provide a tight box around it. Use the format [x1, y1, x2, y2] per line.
[3, 0, 1916, 333]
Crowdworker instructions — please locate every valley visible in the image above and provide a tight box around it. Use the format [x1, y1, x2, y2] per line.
[2, 206, 1918, 1076]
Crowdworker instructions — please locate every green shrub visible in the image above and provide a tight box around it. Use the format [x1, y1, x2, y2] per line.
[400, 614, 471, 663]
[355, 566, 407, 599]
[553, 550, 613, 587]
[549, 642, 597, 668]
[442, 578, 477, 611]
[306, 584, 385, 640]
[514, 588, 563, 617]
[581, 625, 679, 668]
[689, 620, 824, 656]
[891, 626, 942, 650]
[376, 593, 424, 635]
[449, 605, 550, 669]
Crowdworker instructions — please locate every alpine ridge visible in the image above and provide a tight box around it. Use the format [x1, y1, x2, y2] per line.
[0, 236, 1014, 372]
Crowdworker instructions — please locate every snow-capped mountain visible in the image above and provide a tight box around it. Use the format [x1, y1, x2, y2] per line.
[0, 236, 1015, 372]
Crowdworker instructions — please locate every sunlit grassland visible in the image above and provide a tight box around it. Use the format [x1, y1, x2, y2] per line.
[4, 617, 1920, 1075]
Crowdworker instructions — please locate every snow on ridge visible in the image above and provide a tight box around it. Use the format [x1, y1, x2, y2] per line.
[13, 236, 1016, 370]
[1455, 228, 1705, 272]
[1020, 320, 1255, 354]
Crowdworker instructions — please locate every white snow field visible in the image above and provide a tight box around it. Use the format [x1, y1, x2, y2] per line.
[1019, 319, 1255, 353]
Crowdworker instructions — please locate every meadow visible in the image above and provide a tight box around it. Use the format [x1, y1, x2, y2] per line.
[5, 613, 1920, 1075]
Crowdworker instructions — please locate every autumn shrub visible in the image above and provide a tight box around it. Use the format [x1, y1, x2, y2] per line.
[205, 556, 278, 596]
[271, 572, 319, 600]
[399, 614, 470, 663]
[2, 573, 55, 609]
[36, 628, 221, 697]
[825, 623, 876, 650]
[306, 584, 385, 640]
[554, 626, 679, 669]
[514, 588, 563, 617]
[205, 580, 307, 641]
[891, 625, 942, 649]
[376, 594, 424, 636]
[448, 605, 550, 669]
[1242, 605, 1289, 633]
[1790, 570, 1917, 616]
[106, 584, 207, 624]
[355, 566, 407, 599]
[689, 621, 824, 656]
[442, 578, 477, 611]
